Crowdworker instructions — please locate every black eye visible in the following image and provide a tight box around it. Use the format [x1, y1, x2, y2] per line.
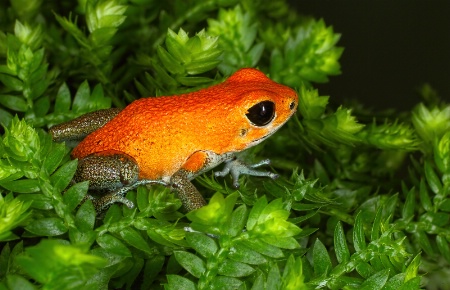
[290, 101, 296, 110]
[245, 101, 275, 126]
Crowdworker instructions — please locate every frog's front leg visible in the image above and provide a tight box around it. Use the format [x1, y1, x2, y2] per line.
[169, 150, 223, 211]
[170, 151, 278, 211]
[75, 152, 166, 211]
[214, 157, 279, 188]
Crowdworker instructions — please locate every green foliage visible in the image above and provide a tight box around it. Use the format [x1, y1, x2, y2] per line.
[0, 194, 31, 241]
[31, 80, 112, 127]
[296, 86, 364, 148]
[16, 240, 107, 289]
[208, 5, 265, 75]
[412, 103, 450, 147]
[0, 20, 50, 127]
[135, 28, 222, 95]
[270, 19, 343, 87]
[0, 0, 448, 289]
[54, 0, 127, 83]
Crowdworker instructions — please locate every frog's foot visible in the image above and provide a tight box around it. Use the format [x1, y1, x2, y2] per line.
[214, 157, 279, 188]
[85, 192, 134, 212]
[87, 179, 167, 212]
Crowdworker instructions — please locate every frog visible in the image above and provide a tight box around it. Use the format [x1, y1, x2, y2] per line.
[49, 68, 298, 212]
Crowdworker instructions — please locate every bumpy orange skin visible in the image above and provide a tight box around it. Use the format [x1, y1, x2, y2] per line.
[72, 68, 298, 180]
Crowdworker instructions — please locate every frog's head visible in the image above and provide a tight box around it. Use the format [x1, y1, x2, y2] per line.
[224, 68, 298, 150]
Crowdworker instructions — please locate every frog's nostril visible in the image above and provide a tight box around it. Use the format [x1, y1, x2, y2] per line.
[289, 101, 296, 110]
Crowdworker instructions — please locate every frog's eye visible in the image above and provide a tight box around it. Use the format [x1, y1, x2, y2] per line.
[246, 101, 275, 126]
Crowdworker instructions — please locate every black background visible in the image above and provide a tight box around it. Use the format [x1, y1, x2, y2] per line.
[288, 1, 450, 110]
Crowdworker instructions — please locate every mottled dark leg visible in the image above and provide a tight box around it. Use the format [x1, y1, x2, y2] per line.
[74, 153, 161, 212]
[49, 108, 122, 143]
[74, 153, 140, 190]
[170, 169, 206, 211]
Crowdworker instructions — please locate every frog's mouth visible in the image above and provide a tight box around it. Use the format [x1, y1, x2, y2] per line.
[246, 124, 279, 148]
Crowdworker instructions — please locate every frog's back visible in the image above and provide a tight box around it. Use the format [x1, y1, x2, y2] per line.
[71, 69, 261, 161]
[70, 81, 243, 180]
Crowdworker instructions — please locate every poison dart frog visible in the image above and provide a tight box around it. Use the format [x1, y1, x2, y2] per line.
[49, 68, 298, 212]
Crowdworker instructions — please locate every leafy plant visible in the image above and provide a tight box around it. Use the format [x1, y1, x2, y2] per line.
[0, 0, 448, 289]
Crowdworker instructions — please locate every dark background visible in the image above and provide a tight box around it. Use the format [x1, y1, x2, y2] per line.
[288, 1, 450, 110]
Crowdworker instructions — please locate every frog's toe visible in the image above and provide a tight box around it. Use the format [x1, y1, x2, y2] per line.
[87, 179, 167, 213]
[215, 158, 278, 188]
[89, 192, 134, 212]
[249, 158, 271, 168]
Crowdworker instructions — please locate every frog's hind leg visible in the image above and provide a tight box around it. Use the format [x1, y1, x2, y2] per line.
[49, 108, 121, 144]
[74, 152, 166, 212]
[75, 152, 140, 190]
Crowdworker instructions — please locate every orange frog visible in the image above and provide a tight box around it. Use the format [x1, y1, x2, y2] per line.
[50, 68, 298, 212]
